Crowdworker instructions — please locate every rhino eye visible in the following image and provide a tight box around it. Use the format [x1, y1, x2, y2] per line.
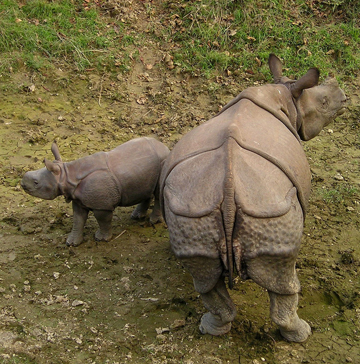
[34, 180, 39, 186]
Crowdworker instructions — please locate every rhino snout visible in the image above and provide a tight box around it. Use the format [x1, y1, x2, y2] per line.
[21, 170, 59, 200]
[21, 173, 38, 194]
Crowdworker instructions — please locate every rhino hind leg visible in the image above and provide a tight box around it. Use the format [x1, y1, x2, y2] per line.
[149, 197, 164, 224]
[131, 199, 151, 220]
[93, 209, 113, 241]
[268, 291, 311, 342]
[181, 256, 237, 336]
[67, 201, 89, 246]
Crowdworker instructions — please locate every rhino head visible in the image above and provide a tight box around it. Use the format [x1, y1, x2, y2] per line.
[21, 142, 63, 200]
[268, 54, 347, 141]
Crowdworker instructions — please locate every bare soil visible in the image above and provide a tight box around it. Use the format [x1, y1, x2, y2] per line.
[0, 4, 359, 364]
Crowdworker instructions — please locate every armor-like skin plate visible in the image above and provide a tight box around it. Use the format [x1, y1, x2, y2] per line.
[160, 54, 346, 342]
[22, 137, 169, 246]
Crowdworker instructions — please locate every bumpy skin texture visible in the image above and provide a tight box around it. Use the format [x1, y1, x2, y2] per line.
[160, 54, 346, 342]
[21, 137, 170, 246]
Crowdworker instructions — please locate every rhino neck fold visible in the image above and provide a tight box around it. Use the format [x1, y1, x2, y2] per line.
[59, 163, 78, 203]
[218, 85, 301, 142]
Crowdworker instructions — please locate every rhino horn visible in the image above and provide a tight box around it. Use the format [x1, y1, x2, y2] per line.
[44, 158, 61, 175]
[290, 68, 320, 98]
[51, 142, 62, 162]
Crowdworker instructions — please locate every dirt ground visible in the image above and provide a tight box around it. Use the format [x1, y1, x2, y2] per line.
[1, 5, 360, 364]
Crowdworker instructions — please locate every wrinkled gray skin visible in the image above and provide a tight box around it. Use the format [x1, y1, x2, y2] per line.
[22, 137, 170, 246]
[160, 54, 346, 342]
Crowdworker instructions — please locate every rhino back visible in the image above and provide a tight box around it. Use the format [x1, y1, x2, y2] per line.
[162, 98, 311, 216]
[107, 137, 168, 206]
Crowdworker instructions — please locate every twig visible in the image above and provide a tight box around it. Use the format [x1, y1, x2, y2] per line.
[111, 230, 127, 241]
[98, 74, 106, 107]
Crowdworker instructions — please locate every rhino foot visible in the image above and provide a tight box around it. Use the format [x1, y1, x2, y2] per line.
[280, 319, 311, 343]
[66, 234, 83, 247]
[199, 313, 232, 336]
[149, 212, 164, 224]
[131, 210, 147, 220]
[95, 229, 112, 242]
[131, 200, 151, 220]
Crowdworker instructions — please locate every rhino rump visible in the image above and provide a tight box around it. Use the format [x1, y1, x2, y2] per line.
[163, 140, 295, 219]
[163, 139, 303, 295]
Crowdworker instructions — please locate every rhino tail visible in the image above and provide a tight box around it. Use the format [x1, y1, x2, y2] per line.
[220, 137, 237, 289]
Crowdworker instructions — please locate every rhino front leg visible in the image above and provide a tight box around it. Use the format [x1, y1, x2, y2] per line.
[268, 291, 311, 342]
[181, 256, 237, 336]
[93, 209, 113, 241]
[131, 198, 151, 220]
[67, 200, 89, 246]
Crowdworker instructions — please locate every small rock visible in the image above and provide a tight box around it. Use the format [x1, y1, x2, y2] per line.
[164, 54, 175, 70]
[136, 96, 148, 105]
[170, 319, 186, 329]
[155, 327, 170, 334]
[334, 173, 344, 181]
[346, 358, 353, 363]
[53, 272, 60, 280]
[346, 206, 355, 212]
[72, 299, 84, 307]
[74, 337, 82, 345]
[55, 295, 68, 303]
[58, 115, 65, 121]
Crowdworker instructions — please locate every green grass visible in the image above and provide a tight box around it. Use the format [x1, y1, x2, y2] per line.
[0, 0, 134, 73]
[317, 184, 359, 203]
[0, 0, 359, 80]
[162, 0, 360, 80]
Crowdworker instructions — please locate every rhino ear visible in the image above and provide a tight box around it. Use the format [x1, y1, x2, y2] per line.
[51, 142, 62, 162]
[44, 158, 61, 175]
[268, 54, 283, 83]
[290, 68, 320, 98]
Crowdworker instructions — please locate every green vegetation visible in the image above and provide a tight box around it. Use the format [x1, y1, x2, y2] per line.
[0, 0, 359, 79]
[0, 0, 134, 72]
[317, 184, 359, 203]
[164, 0, 360, 79]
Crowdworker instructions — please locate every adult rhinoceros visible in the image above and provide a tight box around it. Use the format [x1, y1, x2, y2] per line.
[160, 54, 346, 342]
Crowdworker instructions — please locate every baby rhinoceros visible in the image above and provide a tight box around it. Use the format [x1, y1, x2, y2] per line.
[160, 54, 346, 342]
[22, 137, 170, 246]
